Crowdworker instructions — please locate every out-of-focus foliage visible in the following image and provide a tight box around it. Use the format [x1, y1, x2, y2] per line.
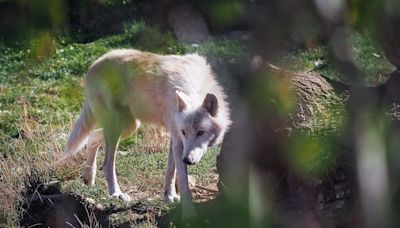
[247, 74, 296, 116]
[207, 0, 246, 28]
[98, 0, 137, 6]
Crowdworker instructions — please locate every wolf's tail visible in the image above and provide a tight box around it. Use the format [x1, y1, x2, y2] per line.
[64, 100, 96, 156]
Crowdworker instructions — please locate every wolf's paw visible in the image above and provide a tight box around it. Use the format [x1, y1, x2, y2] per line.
[82, 166, 96, 186]
[110, 192, 131, 202]
[164, 192, 180, 204]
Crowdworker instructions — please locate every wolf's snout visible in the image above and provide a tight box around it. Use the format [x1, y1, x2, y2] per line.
[183, 157, 195, 165]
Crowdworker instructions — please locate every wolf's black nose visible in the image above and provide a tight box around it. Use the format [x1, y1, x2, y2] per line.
[183, 157, 194, 165]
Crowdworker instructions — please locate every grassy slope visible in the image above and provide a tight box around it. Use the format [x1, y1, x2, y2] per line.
[0, 22, 245, 226]
[277, 31, 395, 85]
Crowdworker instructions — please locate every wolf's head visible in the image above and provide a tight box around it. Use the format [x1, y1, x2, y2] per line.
[174, 91, 224, 165]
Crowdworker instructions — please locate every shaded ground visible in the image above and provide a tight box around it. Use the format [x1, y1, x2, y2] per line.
[20, 181, 219, 227]
[20, 188, 164, 227]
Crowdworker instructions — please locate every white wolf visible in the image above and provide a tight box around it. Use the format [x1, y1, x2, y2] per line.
[64, 49, 231, 215]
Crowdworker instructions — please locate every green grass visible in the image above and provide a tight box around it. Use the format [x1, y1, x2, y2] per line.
[61, 147, 220, 200]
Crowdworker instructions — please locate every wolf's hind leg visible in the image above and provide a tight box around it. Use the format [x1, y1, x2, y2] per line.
[83, 129, 103, 186]
[83, 118, 140, 187]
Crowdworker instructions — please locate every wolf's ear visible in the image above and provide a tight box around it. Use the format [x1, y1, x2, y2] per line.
[202, 93, 218, 117]
[176, 90, 187, 112]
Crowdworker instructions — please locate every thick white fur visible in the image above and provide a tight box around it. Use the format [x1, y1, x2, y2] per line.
[64, 49, 231, 216]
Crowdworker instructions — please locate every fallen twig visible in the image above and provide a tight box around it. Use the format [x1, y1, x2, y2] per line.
[195, 184, 218, 193]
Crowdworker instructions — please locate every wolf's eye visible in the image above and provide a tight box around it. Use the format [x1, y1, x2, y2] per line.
[181, 130, 186, 136]
[197, 131, 204, 137]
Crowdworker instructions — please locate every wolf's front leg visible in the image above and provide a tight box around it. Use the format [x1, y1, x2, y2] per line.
[171, 137, 196, 217]
[103, 123, 130, 202]
[164, 140, 180, 203]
